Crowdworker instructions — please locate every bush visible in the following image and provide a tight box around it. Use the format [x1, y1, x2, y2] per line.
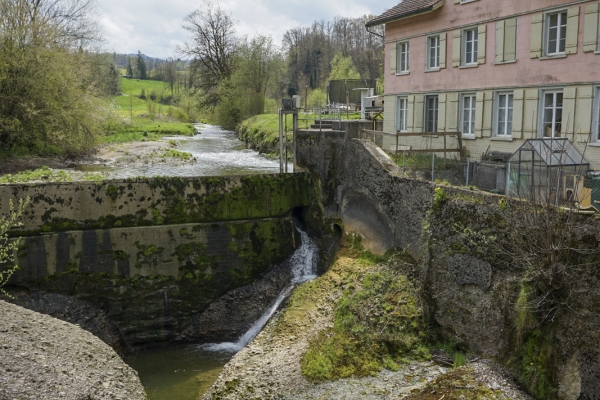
[0, 197, 29, 297]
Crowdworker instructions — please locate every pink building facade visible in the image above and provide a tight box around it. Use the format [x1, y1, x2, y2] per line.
[367, 0, 600, 169]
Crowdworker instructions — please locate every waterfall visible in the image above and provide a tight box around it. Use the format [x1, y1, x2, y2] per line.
[201, 219, 318, 353]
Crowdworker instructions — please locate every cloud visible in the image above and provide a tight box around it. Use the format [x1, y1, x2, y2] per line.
[98, 0, 399, 58]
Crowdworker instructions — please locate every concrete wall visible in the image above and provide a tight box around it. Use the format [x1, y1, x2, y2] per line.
[2, 173, 313, 349]
[0, 174, 311, 235]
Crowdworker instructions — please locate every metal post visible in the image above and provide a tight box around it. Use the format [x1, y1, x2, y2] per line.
[278, 109, 283, 174]
[506, 162, 511, 196]
[318, 101, 322, 132]
[402, 150, 406, 177]
[293, 112, 298, 173]
[466, 157, 470, 189]
[431, 153, 435, 182]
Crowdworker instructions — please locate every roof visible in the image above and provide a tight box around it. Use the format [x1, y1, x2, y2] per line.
[366, 0, 444, 28]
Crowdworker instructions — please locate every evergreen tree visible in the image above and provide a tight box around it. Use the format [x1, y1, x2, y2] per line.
[126, 56, 133, 77]
[136, 51, 147, 80]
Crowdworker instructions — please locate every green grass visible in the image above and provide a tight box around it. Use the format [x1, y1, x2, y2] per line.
[0, 166, 104, 184]
[98, 122, 196, 144]
[162, 149, 193, 160]
[120, 78, 170, 96]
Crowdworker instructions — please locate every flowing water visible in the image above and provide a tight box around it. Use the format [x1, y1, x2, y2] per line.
[125, 219, 319, 399]
[79, 124, 285, 178]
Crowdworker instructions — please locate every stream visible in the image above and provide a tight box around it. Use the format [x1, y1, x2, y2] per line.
[78, 124, 285, 178]
[120, 126, 317, 399]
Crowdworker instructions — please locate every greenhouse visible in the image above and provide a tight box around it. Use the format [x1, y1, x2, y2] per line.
[507, 138, 590, 205]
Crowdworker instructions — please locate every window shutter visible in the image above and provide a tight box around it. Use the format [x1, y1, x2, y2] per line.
[447, 93, 459, 131]
[414, 94, 424, 132]
[512, 89, 524, 139]
[583, 2, 600, 52]
[495, 20, 505, 63]
[504, 18, 518, 61]
[438, 93, 447, 131]
[482, 91, 493, 137]
[440, 32, 447, 69]
[566, 6, 580, 55]
[575, 86, 594, 140]
[478, 25, 487, 64]
[407, 95, 415, 131]
[475, 92, 485, 138]
[524, 89, 539, 137]
[562, 87, 577, 135]
[530, 13, 544, 58]
[390, 43, 397, 74]
[453, 30, 462, 67]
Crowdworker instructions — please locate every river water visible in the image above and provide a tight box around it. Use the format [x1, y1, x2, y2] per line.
[81, 124, 284, 178]
[121, 128, 316, 400]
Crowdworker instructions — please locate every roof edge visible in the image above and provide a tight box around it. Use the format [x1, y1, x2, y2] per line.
[366, 1, 444, 28]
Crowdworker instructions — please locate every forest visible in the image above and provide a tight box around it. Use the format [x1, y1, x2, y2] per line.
[0, 0, 384, 156]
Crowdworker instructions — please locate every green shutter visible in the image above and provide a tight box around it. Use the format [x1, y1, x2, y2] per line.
[566, 6, 580, 55]
[495, 20, 506, 63]
[512, 90, 524, 139]
[438, 93, 447, 131]
[478, 25, 487, 64]
[504, 18, 517, 61]
[414, 94, 424, 132]
[562, 87, 577, 135]
[447, 93, 459, 132]
[530, 13, 544, 58]
[390, 43, 397, 74]
[407, 95, 415, 131]
[439, 32, 447, 69]
[453, 30, 462, 67]
[583, 2, 600, 52]
[475, 92, 485, 138]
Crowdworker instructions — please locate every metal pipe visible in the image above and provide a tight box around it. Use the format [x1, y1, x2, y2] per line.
[431, 153, 435, 182]
[466, 157, 470, 189]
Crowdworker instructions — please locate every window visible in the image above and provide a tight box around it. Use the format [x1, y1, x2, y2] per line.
[496, 92, 514, 136]
[463, 28, 478, 65]
[427, 36, 440, 70]
[541, 90, 563, 137]
[461, 94, 476, 135]
[545, 11, 567, 55]
[397, 97, 408, 132]
[397, 41, 410, 73]
[425, 95, 439, 132]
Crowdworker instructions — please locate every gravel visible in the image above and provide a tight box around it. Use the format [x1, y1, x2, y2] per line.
[0, 300, 146, 400]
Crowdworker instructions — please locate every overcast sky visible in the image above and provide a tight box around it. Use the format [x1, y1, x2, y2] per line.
[97, 0, 400, 59]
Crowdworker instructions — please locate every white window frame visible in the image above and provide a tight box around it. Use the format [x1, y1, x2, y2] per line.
[397, 41, 410, 74]
[544, 9, 568, 56]
[424, 95, 439, 133]
[594, 86, 600, 142]
[427, 35, 440, 70]
[461, 93, 477, 137]
[494, 91, 514, 137]
[396, 96, 408, 132]
[540, 89, 564, 138]
[462, 28, 478, 65]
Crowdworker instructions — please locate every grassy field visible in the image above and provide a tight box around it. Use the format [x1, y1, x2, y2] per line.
[102, 78, 197, 144]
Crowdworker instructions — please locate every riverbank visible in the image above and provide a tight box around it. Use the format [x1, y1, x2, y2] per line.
[204, 239, 532, 399]
[0, 300, 146, 399]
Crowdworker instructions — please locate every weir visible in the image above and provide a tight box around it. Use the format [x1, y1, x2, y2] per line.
[2, 173, 316, 350]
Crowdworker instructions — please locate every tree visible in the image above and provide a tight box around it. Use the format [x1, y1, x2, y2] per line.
[180, 0, 237, 108]
[0, 197, 29, 297]
[126, 56, 133, 77]
[136, 51, 147, 79]
[328, 53, 361, 81]
[0, 0, 106, 156]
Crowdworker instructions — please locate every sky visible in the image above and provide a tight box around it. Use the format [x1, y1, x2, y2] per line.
[97, 0, 400, 59]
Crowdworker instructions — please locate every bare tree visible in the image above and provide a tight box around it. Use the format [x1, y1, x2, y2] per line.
[179, 0, 237, 108]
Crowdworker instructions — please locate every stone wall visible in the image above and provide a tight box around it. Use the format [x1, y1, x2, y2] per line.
[297, 133, 600, 399]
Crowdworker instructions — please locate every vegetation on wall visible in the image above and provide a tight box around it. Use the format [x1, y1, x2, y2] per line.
[0, 197, 29, 296]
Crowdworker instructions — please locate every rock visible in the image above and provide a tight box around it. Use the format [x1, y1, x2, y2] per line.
[0, 300, 145, 400]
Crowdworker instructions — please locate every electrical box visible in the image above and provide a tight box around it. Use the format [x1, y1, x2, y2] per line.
[292, 95, 302, 109]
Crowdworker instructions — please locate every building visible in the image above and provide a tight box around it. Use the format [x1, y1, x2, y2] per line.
[366, 0, 600, 169]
